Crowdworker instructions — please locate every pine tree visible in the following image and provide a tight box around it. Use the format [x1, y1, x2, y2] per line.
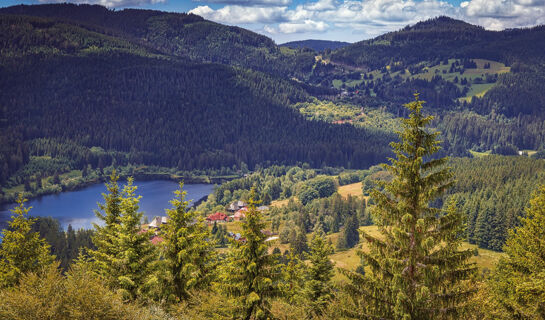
[89, 175, 155, 300]
[281, 248, 305, 304]
[88, 171, 122, 279]
[161, 182, 216, 301]
[110, 178, 156, 300]
[0, 194, 54, 287]
[337, 214, 359, 250]
[490, 185, 545, 319]
[303, 231, 335, 317]
[219, 189, 282, 320]
[342, 94, 476, 319]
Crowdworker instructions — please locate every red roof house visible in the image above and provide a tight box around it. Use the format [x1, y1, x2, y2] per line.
[206, 212, 230, 223]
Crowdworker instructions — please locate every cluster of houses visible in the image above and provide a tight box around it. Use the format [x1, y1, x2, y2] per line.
[140, 200, 274, 245]
[205, 200, 269, 224]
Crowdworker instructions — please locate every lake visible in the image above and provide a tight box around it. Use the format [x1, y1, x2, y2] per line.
[0, 180, 215, 231]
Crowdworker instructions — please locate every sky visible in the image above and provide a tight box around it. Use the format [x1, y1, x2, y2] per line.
[2, 0, 545, 43]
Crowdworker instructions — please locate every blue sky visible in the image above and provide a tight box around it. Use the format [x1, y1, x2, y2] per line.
[2, 0, 544, 43]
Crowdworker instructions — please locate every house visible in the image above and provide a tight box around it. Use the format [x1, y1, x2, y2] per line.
[228, 200, 247, 212]
[149, 216, 168, 229]
[206, 212, 230, 223]
[257, 206, 269, 212]
[233, 207, 248, 221]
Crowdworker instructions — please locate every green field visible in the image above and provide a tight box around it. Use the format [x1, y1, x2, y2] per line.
[332, 58, 510, 101]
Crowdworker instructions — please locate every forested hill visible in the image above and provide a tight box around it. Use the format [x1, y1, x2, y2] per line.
[330, 16, 545, 68]
[280, 40, 350, 52]
[0, 13, 393, 188]
[0, 3, 316, 78]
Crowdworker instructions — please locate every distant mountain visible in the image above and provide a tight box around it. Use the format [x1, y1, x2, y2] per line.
[280, 40, 350, 51]
[330, 16, 545, 69]
[0, 3, 316, 78]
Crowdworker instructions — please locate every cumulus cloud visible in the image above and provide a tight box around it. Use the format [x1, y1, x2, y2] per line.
[188, 0, 545, 39]
[38, 0, 165, 8]
[190, 5, 287, 23]
[194, 0, 291, 6]
[460, 0, 545, 30]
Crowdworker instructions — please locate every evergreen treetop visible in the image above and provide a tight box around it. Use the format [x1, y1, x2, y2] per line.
[490, 184, 545, 319]
[342, 94, 476, 319]
[0, 194, 54, 287]
[219, 188, 282, 320]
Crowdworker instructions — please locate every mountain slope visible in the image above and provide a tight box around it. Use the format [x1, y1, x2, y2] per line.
[0, 3, 316, 78]
[0, 13, 392, 186]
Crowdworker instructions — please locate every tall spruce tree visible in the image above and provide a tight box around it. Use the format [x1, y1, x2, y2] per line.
[303, 231, 335, 317]
[161, 182, 215, 301]
[89, 175, 155, 300]
[0, 194, 53, 287]
[219, 189, 282, 320]
[88, 171, 122, 280]
[489, 185, 545, 319]
[342, 94, 476, 319]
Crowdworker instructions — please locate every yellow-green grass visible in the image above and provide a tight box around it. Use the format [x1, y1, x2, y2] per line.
[330, 226, 504, 282]
[469, 150, 491, 158]
[338, 182, 363, 198]
[271, 198, 296, 208]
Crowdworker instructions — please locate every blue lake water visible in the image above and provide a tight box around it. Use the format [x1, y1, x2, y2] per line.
[0, 181, 215, 231]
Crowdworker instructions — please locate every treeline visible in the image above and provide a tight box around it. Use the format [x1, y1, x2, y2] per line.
[31, 217, 94, 271]
[448, 156, 545, 251]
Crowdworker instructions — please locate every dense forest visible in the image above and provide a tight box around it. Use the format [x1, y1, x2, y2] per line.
[0, 12, 392, 197]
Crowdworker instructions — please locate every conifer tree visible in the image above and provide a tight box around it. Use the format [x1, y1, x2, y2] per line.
[303, 231, 335, 317]
[342, 94, 476, 319]
[88, 171, 122, 280]
[0, 194, 53, 287]
[161, 182, 215, 301]
[89, 175, 155, 300]
[337, 214, 359, 250]
[110, 178, 156, 300]
[280, 248, 305, 304]
[490, 185, 545, 319]
[219, 189, 282, 320]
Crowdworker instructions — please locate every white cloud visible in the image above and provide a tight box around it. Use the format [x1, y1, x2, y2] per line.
[277, 19, 328, 33]
[460, 0, 545, 30]
[194, 0, 291, 6]
[190, 5, 287, 24]
[189, 0, 545, 40]
[38, 0, 165, 8]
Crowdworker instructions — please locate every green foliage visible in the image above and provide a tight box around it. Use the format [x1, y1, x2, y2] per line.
[303, 231, 335, 317]
[0, 194, 53, 287]
[218, 189, 282, 319]
[160, 182, 216, 301]
[88, 173, 155, 300]
[489, 185, 545, 319]
[0, 262, 158, 320]
[31, 217, 95, 271]
[342, 95, 476, 319]
[336, 214, 359, 250]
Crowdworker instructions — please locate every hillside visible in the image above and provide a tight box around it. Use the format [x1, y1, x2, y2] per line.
[280, 39, 350, 52]
[0, 13, 392, 192]
[0, 3, 316, 78]
[304, 17, 545, 156]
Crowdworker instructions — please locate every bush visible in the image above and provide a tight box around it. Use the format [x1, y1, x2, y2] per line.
[0, 262, 155, 320]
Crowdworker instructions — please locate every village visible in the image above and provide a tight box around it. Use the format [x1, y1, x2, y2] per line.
[140, 200, 276, 245]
